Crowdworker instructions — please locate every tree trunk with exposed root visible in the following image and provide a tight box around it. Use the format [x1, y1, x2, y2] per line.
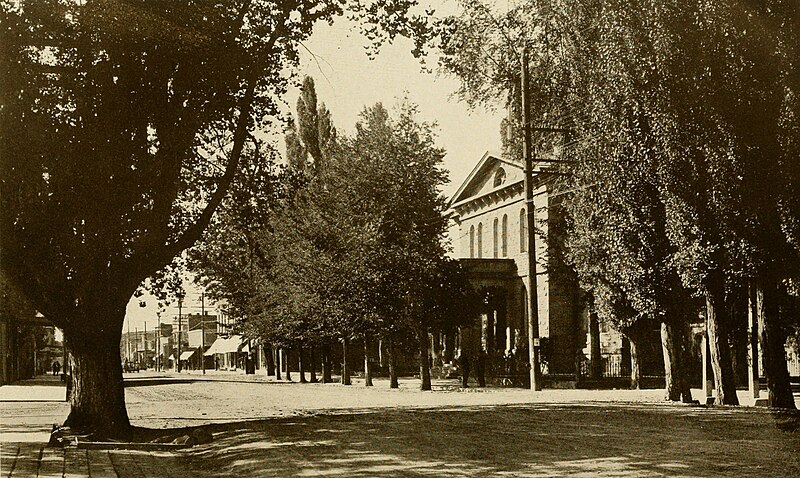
[62, 303, 131, 438]
[661, 318, 693, 402]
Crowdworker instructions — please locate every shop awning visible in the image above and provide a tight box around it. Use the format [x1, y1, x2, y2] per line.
[203, 337, 229, 356]
[203, 339, 221, 356]
[204, 335, 248, 355]
[179, 351, 195, 360]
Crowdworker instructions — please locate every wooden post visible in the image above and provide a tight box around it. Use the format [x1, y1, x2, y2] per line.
[702, 332, 714, 405]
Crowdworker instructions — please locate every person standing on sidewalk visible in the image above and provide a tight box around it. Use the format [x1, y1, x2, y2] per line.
[476, 349, 487, 387]
[459, 353, 471, 388]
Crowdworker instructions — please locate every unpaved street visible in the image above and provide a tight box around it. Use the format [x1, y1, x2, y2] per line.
[2, 372, 798, 477]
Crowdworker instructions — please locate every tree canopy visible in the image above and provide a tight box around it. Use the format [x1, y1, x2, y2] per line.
[191, 95, 477, 390]
[0, 0, 438, 435]
[432, 0, 800, 406]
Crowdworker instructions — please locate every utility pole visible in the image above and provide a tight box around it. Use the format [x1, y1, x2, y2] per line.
[127, 320, 131, 363]
[177, 297, 183, 373]
[522, 47, 542, 391]
[201, 292, 206, 374]
[144, 321, 147, 369]
[134, 327, 139, 369]
[156, 312, 161, 372]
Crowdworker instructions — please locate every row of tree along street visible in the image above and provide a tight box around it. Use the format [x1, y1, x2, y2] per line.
[190, 76, 478, 391]
[431, 0, 799, 408]
[2, 0, 798, 439]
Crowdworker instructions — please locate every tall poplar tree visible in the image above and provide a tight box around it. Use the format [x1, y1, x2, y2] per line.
[290, 76, 336, 173]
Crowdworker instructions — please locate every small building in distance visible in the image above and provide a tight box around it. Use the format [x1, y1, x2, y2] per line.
[1, 272, 62, 384]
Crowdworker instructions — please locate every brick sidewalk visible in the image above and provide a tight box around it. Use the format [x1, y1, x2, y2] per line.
[1, 444, 192, 478]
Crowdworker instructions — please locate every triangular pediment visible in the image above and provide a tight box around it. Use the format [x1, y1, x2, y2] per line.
[449, 151, 524, 206]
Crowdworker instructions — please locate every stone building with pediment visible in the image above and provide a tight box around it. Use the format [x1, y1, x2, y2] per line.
[448, 151, 800, 393]
[448, 151, 585, 384]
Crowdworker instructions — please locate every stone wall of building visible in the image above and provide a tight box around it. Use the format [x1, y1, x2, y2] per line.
[453, 159, 584, 379]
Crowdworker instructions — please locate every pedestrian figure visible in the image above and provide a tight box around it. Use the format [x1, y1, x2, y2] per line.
[52, 360, 61, 376]
[476, 348, 487, 387]
[459, 353, 470, 388]
[215, 356, 220, 370]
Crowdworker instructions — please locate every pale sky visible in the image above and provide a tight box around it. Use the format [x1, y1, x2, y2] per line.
[125, 7, 504, 330]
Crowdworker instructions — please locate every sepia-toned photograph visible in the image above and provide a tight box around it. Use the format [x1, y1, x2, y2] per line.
[1, 1, 799, 476]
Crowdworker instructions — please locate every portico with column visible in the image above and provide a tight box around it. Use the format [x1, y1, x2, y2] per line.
[449, 151, 584, 386]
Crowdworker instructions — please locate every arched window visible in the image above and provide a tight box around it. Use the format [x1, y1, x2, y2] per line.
[502, 214, 508, 257]
[477, 223, 483, 258]
[493, 218, 499, 258]
[469, 225, 475, 258]
[493, 168, 506, 187]
[520, 208, 527, 253]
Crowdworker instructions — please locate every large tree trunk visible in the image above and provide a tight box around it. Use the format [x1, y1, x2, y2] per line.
[677, 319, 694, 403]
[756, 278, 796, 409]
[364, 338, 373, 387]
[309, 346, 318, 383]
[265, 345, 275, 376]
[705, 275, 739, 405]
[341, 338, 351, 385]
[284, 348, 292, 381]
[274, 347, 281, 380]
[298, 345, 307, 383]
[63, 315, 130, 438]
[661, 321, 679, 400]
[321, 342, 332, 384]
[419, 329, 432, 391]
[620, 336, 631, 378]
[661, 319, 692, 402]
[589, 311, 602, 380]
[387, 338, 399, 389]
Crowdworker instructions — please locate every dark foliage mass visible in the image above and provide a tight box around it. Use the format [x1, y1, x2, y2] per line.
[432, 0, 799, 407]
[191, 79, 477, 391]
[0, 0, 437, 436]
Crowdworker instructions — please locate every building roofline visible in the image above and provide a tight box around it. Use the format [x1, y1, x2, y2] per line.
[449, 151, 522, 207]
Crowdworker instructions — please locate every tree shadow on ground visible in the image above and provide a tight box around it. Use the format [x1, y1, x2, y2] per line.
[179, 404, 800, 477]
[124, 379, 201, 388]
